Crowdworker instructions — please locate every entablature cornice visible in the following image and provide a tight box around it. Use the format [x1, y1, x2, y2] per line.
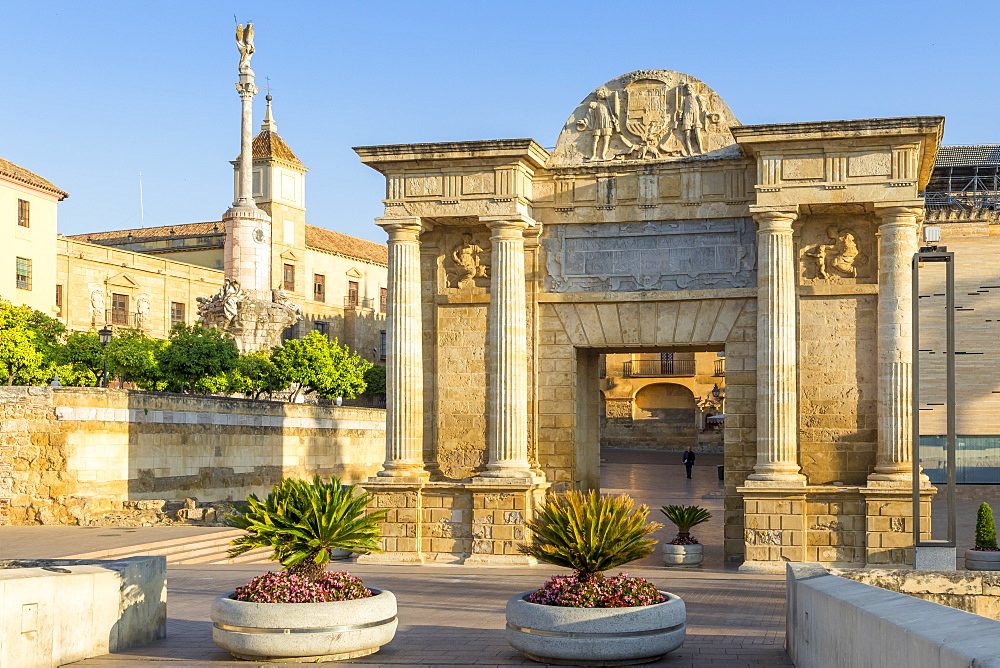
[354, 139, 549, 171]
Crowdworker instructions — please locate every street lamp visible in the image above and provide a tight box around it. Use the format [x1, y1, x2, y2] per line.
[711, 384, 723, 399]
[98, 327, 113, 387]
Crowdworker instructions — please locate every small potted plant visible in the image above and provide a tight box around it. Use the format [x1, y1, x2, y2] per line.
[660, 505, 712, 567]
[211, 475, 396, 662]
[506, 490, 686, 665]
[965, 502, 1000, 571]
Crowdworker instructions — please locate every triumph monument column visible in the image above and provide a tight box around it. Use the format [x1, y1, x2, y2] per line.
[223, 22, 272, 295]
[748, 206, 806, 483]
[375, 217, 429, 480]
[870, 205, 923, 482]
[479, 215, 539, 480]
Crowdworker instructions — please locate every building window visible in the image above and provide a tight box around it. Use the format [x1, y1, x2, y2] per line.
[347, 281, 359, 308]
[380, 287, 388, 313]
[314, 274, 325, 302]
[283, 264, 295, 292]
[55, 285, 63, 314]
[17, 199, 29, 227]
[111, 293, 129, 326]
[315, 321, 329, 337]
[379, 330, 387, 360]
[171, 302, 185, 326]
[15, 257, 31, 290]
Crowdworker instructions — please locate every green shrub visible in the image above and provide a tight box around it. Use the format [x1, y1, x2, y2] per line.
[518, 490, 662, 582]
[660, 505, 712, 544]
[226, 475, 388, 580]
[975, 502, 998, 550]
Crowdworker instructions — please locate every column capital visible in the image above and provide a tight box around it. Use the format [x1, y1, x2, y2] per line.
[480, 214, 536, 232]
[750, 206, 798, 230]
[873, 204, 924, 227]
[377, 217, 423, 240]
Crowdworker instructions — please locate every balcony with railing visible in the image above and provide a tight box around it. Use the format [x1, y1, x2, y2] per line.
[622, 359, 696, 377]
[714, 358, 725, 377]
[344, 296, 375, 310]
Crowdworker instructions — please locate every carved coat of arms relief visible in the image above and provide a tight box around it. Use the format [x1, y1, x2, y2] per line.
[551, 70, 741, 167]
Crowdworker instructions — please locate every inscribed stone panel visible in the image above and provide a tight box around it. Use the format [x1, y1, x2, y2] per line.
[782, 155, 824, 181]
[406, 175, 443, 197]
[847, 152, 892, 177]
[543, 219, 756, 292]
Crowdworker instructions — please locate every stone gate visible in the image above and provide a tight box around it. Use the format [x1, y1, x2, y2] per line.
[355, 70, 943, 570]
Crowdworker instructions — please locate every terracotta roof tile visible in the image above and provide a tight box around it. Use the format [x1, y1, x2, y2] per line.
[305, 225, 387, 265]
[69, 221, 224, 244]
[0, 157, 68, 199]
[253, 130, 302, 165]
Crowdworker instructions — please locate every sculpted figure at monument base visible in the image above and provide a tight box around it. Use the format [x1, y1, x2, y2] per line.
[197, 279, 302, 353]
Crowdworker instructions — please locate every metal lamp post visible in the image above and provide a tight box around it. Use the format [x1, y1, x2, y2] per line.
[98, 327, 113, 388]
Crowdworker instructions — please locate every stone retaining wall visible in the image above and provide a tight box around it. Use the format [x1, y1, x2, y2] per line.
[0, 387, 385, 525]
[835, 567, 1000, 620]
[787, 563, 1000, 668]
[0, 556, 166, 668]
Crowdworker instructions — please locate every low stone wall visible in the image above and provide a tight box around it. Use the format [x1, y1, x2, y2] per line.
[787, 563, 1000, 668]
[0, 556, 166, 668]
[0, 387, 386, 525]
[835, 567, 1000, 620]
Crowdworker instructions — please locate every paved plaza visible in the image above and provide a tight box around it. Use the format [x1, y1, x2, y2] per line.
[0, 448, 992, 666]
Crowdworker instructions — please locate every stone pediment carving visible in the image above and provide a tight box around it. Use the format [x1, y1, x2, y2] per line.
[345, 267, 363, 279]
[106, 273, 139, 289]
[550, 70, 741, 167]
[279, 249, 300, 261]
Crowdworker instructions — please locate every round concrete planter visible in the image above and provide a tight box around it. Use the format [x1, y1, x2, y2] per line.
[506, 590, 685, 666]
[211, 587, 397, 662]
[662, 543, 703, 567]
[965, 549, 1000, 570]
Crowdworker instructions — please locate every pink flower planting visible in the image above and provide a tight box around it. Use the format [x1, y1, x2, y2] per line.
[668, 536, 700, 545]
[231, 570, 372, 603]
[526, 573, 664, 608]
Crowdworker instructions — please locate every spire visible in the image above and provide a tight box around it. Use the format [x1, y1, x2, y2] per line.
[261, 94, 278, 133]
[252, 94, 304, 167]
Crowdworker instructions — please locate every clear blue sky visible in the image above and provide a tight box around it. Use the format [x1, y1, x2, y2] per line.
[2, 0, 995, 244]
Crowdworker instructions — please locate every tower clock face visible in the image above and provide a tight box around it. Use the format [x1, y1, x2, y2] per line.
[253, 228, 265, 244]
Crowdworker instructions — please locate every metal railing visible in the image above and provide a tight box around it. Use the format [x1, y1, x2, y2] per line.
[622, 359, 696, 377]
[344, 296, 375, 309]
[714, 359, 725, 377]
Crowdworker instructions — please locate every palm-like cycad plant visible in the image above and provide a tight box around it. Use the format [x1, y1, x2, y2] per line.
[660, 505, 712, 543]
[518, 490, 662, 582]
[226, 475, 388, 581]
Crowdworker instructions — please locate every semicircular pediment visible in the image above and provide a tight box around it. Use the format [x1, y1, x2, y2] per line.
[550, 70, 741, 167]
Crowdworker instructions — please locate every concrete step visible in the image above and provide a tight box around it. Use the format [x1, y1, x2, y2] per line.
[171, 543, 270, 565]
[64, 529, 245, 563]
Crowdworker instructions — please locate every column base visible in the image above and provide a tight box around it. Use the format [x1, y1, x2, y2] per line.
[867, 472, 930, 485]
[471, 472, 546, 485]
[743, 476, 807, 487]
[738, 560, 787, 574]
[374, 468, 430, 482]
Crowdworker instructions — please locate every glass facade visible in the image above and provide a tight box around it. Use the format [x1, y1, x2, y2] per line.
[919, 435, 1000, 484]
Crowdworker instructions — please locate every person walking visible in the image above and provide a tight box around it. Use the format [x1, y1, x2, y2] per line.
[682, 447, 696, 479]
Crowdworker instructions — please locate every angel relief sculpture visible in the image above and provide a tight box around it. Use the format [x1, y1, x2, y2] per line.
[445, 233, 489, 289]
[803, 226, 866, 280]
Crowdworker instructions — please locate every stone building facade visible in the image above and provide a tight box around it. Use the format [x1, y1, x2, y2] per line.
[1, 157, 67, 316]
[357, 69, 944, 569]
[2, 100, 389, 359]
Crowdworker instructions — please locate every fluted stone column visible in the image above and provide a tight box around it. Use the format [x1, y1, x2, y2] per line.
[480, 215, 536, 479]
[375, 217, 428, 480]
[870, 205, 922, 482]
[749, 207, 806, 483]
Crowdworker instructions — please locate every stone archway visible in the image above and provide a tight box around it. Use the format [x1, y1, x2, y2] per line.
[357, 69, 943, 570]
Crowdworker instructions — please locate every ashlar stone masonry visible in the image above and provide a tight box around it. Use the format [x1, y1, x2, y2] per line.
[356, 70, 943, 570]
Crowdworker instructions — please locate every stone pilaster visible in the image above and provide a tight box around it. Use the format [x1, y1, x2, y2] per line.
[870, 205, 922, 482]
[479, 215, 538, 480]
[374, 218, 428, 480]
[748, 207, 805, 483]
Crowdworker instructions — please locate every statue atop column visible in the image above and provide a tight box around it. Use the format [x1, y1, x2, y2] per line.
[236, 23, 255, 74]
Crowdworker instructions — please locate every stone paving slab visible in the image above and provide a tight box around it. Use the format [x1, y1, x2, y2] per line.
[69, 563, 791, 666]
